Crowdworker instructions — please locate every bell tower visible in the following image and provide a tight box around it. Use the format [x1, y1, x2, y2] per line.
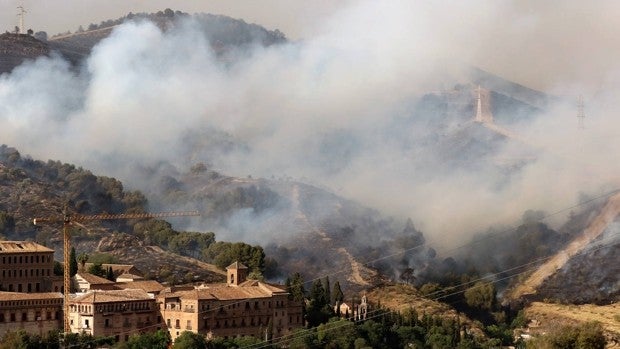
[226, 261, 248, 286]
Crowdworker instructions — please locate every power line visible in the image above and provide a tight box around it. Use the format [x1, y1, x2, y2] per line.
[58, 187, 620, 347]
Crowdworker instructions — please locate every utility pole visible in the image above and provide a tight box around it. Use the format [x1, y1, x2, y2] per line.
[577, 95, 585, 129]
[16, 6, 27, 34]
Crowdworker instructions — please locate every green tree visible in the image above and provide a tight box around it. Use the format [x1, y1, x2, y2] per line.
[54, 261, 63, 276]
[88, 263, 106, 278]
[576, 322, 606, 349]
[286, 273, 306, 301]
[464, 281, 496, 311]
[69, 247, 78, 277]
[306, 279, 332, 327]
[106, 266, 115, 281]
[332, 280, 344, 305]
[173, 331, 207, 349]
[77, 252, 89, 271]
[123, 330, 170, 349]
[317, 318, 357, 348]
[323, 276, 332, 306]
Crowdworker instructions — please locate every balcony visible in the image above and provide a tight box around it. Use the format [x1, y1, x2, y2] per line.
[183, 307, 195, 313]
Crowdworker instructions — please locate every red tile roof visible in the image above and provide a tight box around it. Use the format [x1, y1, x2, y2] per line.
[0, 241, 54, 253]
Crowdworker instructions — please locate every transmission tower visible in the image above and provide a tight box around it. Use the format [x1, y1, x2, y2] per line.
[16, 6, 27, 34]
[577, 95, 585, 129]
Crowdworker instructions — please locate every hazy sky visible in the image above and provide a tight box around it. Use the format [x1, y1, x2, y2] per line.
[2, 0, 620, 244]
[0, 0, 349, 39]
[2, 0, 620, 92]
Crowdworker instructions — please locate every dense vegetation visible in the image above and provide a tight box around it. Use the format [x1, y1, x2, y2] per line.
[0, 330, 114, 349]
[0, 145, 268, 279]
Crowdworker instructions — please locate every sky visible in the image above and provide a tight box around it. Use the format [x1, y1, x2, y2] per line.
[1, 0, 620, 92]
[2, 0, 620, 246]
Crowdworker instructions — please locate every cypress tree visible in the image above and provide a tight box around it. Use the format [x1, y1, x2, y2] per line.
[69, 247, 78, 277]
[106, 266, 114, 281]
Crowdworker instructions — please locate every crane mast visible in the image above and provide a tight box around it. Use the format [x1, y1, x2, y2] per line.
[33, 209, 200, 334]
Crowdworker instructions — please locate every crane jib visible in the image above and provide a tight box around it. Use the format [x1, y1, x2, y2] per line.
[32, 211, 200, 225]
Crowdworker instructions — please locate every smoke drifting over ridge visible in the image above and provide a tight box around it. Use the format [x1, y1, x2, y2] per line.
[1, 1, 620, 248]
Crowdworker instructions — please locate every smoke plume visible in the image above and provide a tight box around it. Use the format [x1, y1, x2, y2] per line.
[1, 1, 620, 249]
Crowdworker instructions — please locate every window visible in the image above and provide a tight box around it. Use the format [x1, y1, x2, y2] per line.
[10, 313, 15, 321]
[167, 319, 171, 328]
[84, 319, 89, 328]
[175, 319, 180, 329]
[186, 320, 192, 330]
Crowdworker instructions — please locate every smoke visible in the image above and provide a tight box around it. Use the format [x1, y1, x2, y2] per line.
[1, 1, 620, 249]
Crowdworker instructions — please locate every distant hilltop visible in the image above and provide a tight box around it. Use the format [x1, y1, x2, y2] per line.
[0, 33, 50, 74]
[0, 9, 287, 75]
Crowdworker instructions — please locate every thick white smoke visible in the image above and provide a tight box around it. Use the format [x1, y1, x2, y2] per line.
[1, 1, 620, 247]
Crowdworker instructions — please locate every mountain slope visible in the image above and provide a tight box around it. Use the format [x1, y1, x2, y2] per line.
[0, 144, 224, 283]
[506, 193, 620, 304]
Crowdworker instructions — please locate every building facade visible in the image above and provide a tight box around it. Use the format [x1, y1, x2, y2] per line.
[0, 241, 61, 293]
[0, 292, 63, 336]
[158, 262, 304, 342]
[69, 289, 160, 343]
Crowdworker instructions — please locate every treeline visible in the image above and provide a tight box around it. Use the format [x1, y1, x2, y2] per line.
[0, 145, 146, 216]
[133, 218, 267, 276]
[283, 274, 492, 348]
[0, 330, 114, 349]
[57, 8, 286, 47]
[0, 145, 270, 277]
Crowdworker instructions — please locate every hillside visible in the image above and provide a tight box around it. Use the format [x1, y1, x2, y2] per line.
[523, 302, 620, 345]
[365, 284, 486, 339]
[505, 193, 620, 304]
[0, 9, 286, 75]
[1, 6, 616, 310]
[0, 145, 224, 284]
[0, 33, 50, 74]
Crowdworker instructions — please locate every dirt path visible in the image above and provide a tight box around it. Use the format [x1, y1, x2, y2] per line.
[291, 184, 374, 286]
[508, 192, 620, 300]
[337, 247, 372, 286]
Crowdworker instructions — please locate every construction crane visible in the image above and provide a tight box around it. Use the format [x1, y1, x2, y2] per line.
[33, 208, 200, 334]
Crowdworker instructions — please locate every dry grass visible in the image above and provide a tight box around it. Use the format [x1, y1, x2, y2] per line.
[365, 284, 485, 337]
[524, 301, 620, 336]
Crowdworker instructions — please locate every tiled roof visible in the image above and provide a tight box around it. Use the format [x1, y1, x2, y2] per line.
[0, 241, 54, 253]
[226, 261, 248, 270]
[116, 273, 144, 280]
[160, 281, 287, 301]
[0, 292, 63, 301]
[116, 280, 164, 293]
[75, 272, 114, 285]
[72, 289, 152, 303]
